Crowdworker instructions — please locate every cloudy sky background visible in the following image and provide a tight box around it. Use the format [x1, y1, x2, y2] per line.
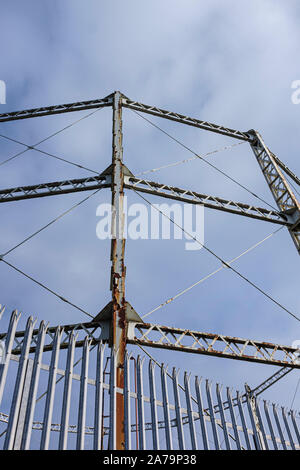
[0, 0, 300, 413]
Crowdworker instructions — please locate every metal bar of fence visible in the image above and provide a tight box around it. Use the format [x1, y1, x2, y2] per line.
[205, 380, 220, 450]
[290, 410, 300, 446]
[255, 400, 269, 450]
[149, 361, 159, 450]
[184, 373, 197, 450]
[226, 388, 241, 450]
[136, 356, 146, 450]
[108, 349, 116, 450]
[0, 311, 21, 404]
[237, 391, 252, 450]
[22, 321, 48, 450]
[281, 407, 295, 450]
[195, 377, 209, 450]
[124, 352, 131, 450]
[272, 404, 287, 450]
[216, 384, 231, 450]
[76, 337, 91, 449]
[161, 364, 173, 450]
[93, 341, 105, 450]
[4, 317, 36, 450]
[13, 358, 33, 449]
[264, 401, 278, 450]
[172, 368, 185, 450]
[59, 331, 76, 450]
[40, 327, 63, 450]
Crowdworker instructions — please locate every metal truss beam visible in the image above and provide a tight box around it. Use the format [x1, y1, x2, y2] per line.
[0, 94, 113, 122]
[270, 151, 300, 187]
[0, 173, 289, 228]
[125, 177, 290, 226]
[122, 96, 252, 141]
[0, 175, 109, 203]
[127, 322, 300, 369]
[249, 131, 300, 253]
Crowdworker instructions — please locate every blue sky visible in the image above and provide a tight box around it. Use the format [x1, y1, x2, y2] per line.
[0, 0, 299, 410]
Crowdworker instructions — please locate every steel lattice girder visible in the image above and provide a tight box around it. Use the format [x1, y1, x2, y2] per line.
[0, 94, 113, 122]
[121, 96, 252, 141]
[127, 322, 300, 369]
[0, 175, 108, 203]
[0, 173, 291, 228]
[249, 131, 300, 253]
[3, 316, 300, 369]
[125, 177, 290, 226]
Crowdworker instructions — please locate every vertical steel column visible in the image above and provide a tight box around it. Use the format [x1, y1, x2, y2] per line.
[111, 90, 126, 450]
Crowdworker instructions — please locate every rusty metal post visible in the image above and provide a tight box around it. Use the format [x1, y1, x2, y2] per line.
[110, 91, 126, 450]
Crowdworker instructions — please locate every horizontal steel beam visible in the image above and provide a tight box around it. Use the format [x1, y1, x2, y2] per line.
[127, 322, 300, 369]
[0, 94, 113, 122]
[0, 175, 108, 203]
[125, 177, 290, 226]
[122, 96, 252, 141]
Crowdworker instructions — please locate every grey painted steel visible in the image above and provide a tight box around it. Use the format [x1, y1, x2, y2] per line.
[0, 311, 21, 404]
[136, 355, 146, 450]
[0, 176, 108, 204]
[161, 364, 173, 450]
[0, 94, 113, 122]
[0, 313, 299, 450]
[272, 404, 287, 450]
[108, 349, 116, 450]
[124, 352, 131, 450]
[246, 396, 264, 450]
[40, 327, 63, 450]
[94, 341, 105, 450]
[236, 391, 252, 450]
[264, 401, 278, 450]
[205, 380, 220, 450]
[59, 331, 76, 450]
[76, 337, 91, 450]
[125, 178, 289, 226]
[13, 358, 33, 449]
[21, 321, 48, 449]
[122, 96, 251, 141]
[195, 377, 209, 450]
[4, 317, 36, 450]
[216, 384, 231, 450]
[290, 410, 300, 446]
[184, 373, 197, 450]
[226, 388, 241, 450]
[149, 361, 159, 450]
[282, 407, 295, 450]
[255, 400, 269, 450]
[249, 131, 300, 253]
[172, 368, 185, 450]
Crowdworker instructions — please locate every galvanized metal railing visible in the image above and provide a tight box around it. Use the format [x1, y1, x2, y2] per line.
[0, 310, 299, 450]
